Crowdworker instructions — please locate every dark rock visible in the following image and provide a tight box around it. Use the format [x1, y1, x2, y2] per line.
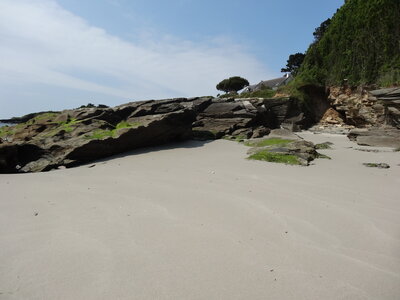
[192, 117, 252, 140]
[0, 111, 59, 124]
[251, 126, 270, 138]
[202, 101, 243, 117]
[0, 144, 44, 173]
[231, 128, 253, 139]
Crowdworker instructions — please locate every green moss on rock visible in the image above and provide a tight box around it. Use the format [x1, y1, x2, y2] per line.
[248, 151, 302, 165]
[85, 121, 142, 140]
[244, 138, 294, 147]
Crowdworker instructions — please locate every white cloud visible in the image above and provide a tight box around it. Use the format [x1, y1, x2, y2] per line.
[0, 0, 273, 117]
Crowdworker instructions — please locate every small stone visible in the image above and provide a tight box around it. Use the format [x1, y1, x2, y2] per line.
[363, 163, 390, 169]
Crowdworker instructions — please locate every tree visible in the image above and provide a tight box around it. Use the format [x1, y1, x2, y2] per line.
[313, 18, 331, 42]
[216, 76, 249, 93]
[281, 53, 305, 76]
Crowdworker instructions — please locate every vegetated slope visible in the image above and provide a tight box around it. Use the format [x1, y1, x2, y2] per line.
[298, 0, 400, 87]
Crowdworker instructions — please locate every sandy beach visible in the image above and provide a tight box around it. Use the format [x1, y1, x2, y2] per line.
[1, 132, 399, 299]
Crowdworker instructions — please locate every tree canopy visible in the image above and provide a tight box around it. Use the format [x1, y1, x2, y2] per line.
[281, 53, 305, 76]
[312, 18, 331, 43]
[216, 76, 249, 93]
[297, 0, 400, 86]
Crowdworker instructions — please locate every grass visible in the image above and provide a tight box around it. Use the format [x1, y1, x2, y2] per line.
[239, 88, 276, 98]
[59, 118, 79, 133]
[23, 112, 60, 126]
[244, 138, 294, 147]
[248, 151, 301, 165]
[85, 121, 141, 140]
[43, 118, 81, 137]
[0, 125, 14, 138]
[1, 115, 142, 141]
[86, 129, 115, 140]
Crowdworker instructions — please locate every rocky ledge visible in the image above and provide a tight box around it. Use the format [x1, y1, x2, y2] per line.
[0, 96, 307, 173]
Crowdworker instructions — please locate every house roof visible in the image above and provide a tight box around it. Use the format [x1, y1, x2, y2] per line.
[244, 75, 292, 92]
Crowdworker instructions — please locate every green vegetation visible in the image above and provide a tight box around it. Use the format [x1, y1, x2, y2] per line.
[42, 117, 81, 137]
[317, 153, 331, 160]
[244, 138, 293, 147]
[248, 151, 301, 165]
[58, 118, 79, 133]
[30, 112, 59, 122]
[364, 163, 379, 167]
[297, 0, 400, 86]
[86, 129, 115, 140]
[85, 121, 141, 140]
[315, 142, 333, 149]
[0, 125, 14, 138]
[216, 76, 249, 93]
[239, 87, 276, 98]
[281, 53, 306, 76]
[363, 162, 390, 168]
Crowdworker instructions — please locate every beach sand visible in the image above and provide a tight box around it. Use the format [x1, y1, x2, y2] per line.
[1, 132, 399, 299]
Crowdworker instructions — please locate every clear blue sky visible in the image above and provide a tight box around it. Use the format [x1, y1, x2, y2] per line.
[0, 0, 344, 118]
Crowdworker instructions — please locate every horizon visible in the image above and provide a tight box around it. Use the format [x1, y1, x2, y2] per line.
[0, 0, 344, 118]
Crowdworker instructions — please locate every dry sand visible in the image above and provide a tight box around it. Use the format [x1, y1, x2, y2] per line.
[0, 132, 399, 299]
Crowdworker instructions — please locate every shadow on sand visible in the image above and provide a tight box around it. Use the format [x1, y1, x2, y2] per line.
[79, 139, 214, 167]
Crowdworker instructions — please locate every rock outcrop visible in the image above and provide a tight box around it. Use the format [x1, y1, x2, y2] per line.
[0, 96, 311, 173]
[2, 91, 397, 173]
[369, 88, 400, 129]
[192, 97, 307, 139]
[0, 98, 197, 173]
[326, 86, 400, 128]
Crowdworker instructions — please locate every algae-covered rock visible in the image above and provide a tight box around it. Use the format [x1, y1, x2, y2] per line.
[246, 138, 321, 166]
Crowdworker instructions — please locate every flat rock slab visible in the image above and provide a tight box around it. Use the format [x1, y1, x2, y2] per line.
[348, 127, 400, 148]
